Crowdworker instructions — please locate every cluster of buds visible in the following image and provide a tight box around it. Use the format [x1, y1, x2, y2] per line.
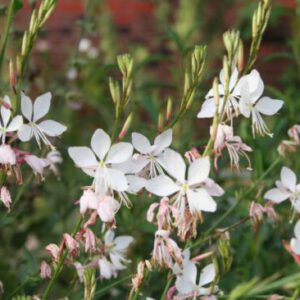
[278, 124, 300, 156]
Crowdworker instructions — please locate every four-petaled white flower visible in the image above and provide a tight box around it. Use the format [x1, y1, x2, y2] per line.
[264, 167, 300, 212]
[129, 129, 172, 177]
[239, 70, 283, 137]
[291, 220, 300, 255]
[175, 262, 217, 297]
[68, 129, 133, 200]
[18, 92, 67, 148]
[146, 150, 223, 218]
[0, 96, 23, 144]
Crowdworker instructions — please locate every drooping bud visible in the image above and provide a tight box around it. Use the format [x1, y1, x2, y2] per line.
[45, 243, 60, 262]
[63, 233, 80, 257]
[131, 261, 145, 292]
[40, 260, 52, 279]
[0, 186, 12, 210]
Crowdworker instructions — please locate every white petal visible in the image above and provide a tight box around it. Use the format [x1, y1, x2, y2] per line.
[98, 258, 113, 279]
[33, 92, 51, 121]
[239, 97, 251, 118]
[6, 115, 23, 132]
[106, 142, 133, 164]
[255, 97, 284, 116]
[188, 157, 210, 186]
[68, 147, 98, 169]
[294, 220, 300, 240]
[197, 98, 215, 118]
[175, 277, 195, 295]
[281, 166, 297, 192]
[91, 129, 111, 160]
[38, 120, 67, 136]
[146, 175, 180, 197]
[17, 124, 33, 142]
[153, 129, 172, 154]
[97, 197, 120, 222]
[126, 175, 146, 193]
[114, 236, 134, 251]
[1, 96, 11, 126]
[263, 188, 290, 203]
[132, 132, 152, 154]
[199, 264, 215, 286]
[187, 188, 217, 213]
[203, 178, 225, 196]
[160, 149, 186, 183]
[104, 230, 115, 244]
[21, 92, 33, 121]
[291, 238, 300, 255]
[107, 168, 128, 192]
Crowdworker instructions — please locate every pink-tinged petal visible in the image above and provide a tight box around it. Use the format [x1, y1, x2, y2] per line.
[79, 189, 99, 213]
[187, 188, 217, 213]
[68, 147, 98, 169]
[24, 155, 49, 176]
[132, 132, 152, 154]
[255, 97, 284, 116]
[203, 178, 224, 196]
[176, 262, 197, 294]
[197, 98, 215, 118]
[0, 145, 16, 165]
[281, 166, 297, 192]
[291, 238, 300, 255]
[175, 277, 195, 295]
[188, 157, 210, 186]
[38, 120, 67, 136]
[160, 149, 186, 183]
[153, 129, 172, 154]
[146, 175, 180, 197]
[91, 129, 111, 160]
[21, 92, 33, 121]
[147, 203, 159, 222]
[114, 236, 134, 251]
[6, 115, 23, 132]
[199, 264, 215, 286]
[97, 196, 120, 222]
[1, 96, 11, 126]
[106, 142, 133, 164]
[18, 124, 33, 142]
[33, 92, 51, 121]
[294, 220, 300, 240]
[126, 175, 146, 193]
[263, 188, 290, 203]
[107, 168, 128, 192]
[0, 186, 12, 209]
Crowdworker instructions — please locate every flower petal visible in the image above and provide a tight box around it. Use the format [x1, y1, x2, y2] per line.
[114, 236, 134, 251]
[263, 188, 290, 203]
[160, 149, 186, 183]
[291, 238, 300, 255]
[107, 168, 128, 192]
[132, 132, 152, 154]
[91, 129, 111, 160]
[281, 166, 297, 192]
[197, 98, 215, 118]
[21, 92, 33, 121]
[187, 188, 217, 213]
[255, 97, 284, 116]
[199, 264, 215, 286]
[146, 175, 180, 197]
[38, 120, 67, 136]
[18, 124, 33, 142]
[126, 175, 146, 193]
[1, 96, 11, 126]
[153, 129, 172, 154]
[106, 142, 133, 164]
[6, 115, 22, 132]
[188, 157, 210, 186]
[68, 146, 98, 169]
[294, 220, 300, 240]
[33, 92, 51, 121]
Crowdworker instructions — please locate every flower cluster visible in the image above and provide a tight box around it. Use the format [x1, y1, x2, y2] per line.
[0, 92, 66, 210]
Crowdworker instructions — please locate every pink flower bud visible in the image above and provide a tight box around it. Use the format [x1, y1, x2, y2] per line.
[45, 243, 60, 262]
[63, 233, 80, 257]
[0, 186, 12, 210]
[131, 261, 145, 292]
[84, 228, 96, 253]
[40, 261, 52, 279]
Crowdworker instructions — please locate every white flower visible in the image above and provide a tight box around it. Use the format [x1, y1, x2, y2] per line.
[291, 220, 300, 255]
[98, 230, 133, 279]
[68, 129, 133, 201]
[197, 67, 241, 119]
[239, 70, 283, 137]
[0, 96, 23, 144]
[24, 155, 50, 177]
[46, 150, 63, 177]
[175, 263, 217, 297]
[130, 129, 172, 177]
[146, 150, 223, 218]
[0, 144, 16, 165]
[264, 167, 300, 212]
[18, 92, 67, 148]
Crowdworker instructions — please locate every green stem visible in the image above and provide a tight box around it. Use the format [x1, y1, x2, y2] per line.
[41, 216, 83, 300]
[95, 275, 131, 297]
[160, 273, 173, 300]
[0, 0, 15, 71]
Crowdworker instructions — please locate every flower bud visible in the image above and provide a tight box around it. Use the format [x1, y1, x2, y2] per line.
[40, 260, 52, 279]
[45, 243, 60, 262]
[118, 113, 132, 140]
[63, 233, 80, 257]
[0, 186, 12, 210]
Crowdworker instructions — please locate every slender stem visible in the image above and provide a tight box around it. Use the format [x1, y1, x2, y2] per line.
[41, 216, 83, 300]
[160, 273, 173, 300]
[0, 0, 15, 71]
[95, 275, 131, 297]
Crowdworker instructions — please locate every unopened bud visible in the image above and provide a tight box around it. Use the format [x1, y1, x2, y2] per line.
[63, 233, 80, 257]
[157, 112, 163, 132]
[166, 97, 172, 121]
[9, 60, 16, 94]
[145, 260, 152, 271]
[118, 113, 133, 140]
[45, 243, 60, 262]
[21, 31, 28, 56]
[131, 261, 145, 292]
[212, 77, 219, 108]
[40, 260, 52, 279]
[237, 41, 244, 73]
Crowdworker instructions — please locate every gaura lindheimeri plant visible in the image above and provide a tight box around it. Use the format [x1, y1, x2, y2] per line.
[3, 0, 300, 299]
